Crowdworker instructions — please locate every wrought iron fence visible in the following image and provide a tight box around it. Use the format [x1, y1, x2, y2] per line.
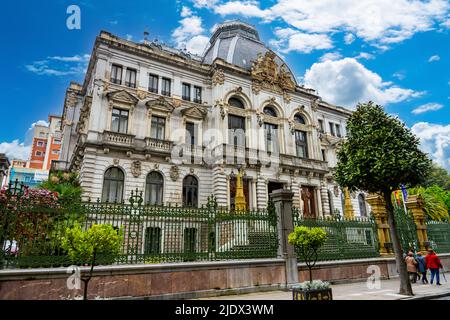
[393, 206, 419, 253]
[292, 208, 380, 261]
[0, 184, 278, 269]
[426, 220, 450, 254]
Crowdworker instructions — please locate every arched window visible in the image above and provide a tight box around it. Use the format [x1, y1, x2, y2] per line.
[145, 171, 164, 205]
[263, 106, 277, 117]
[358, 193, 367, 217]
[228, 97, 245, 109]
[294, 113, 306, 124]
[102, 167, 124, 203]
[183, 175, 198, 207]
[328, 190, 335, 215]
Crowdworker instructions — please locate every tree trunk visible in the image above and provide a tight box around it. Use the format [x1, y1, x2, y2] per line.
[383, 191, 413, 296]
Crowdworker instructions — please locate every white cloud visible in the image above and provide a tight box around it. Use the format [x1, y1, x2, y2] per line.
[126, 34, 133, 41]
[206, 0, 449, 48]
[0, 120, 49, 161]
[344, 33, 355, 44]
[172, 15, 205, 51]
[428, 54, 440, 62]
[393, 72, 406, 80]
[412, 102, 444, 114]
[214, 1, 272, 20]
[186, 35, 210, 55]
[181, 6, 193, 17]
[303, 57, 423, 108]
[411, 122, 450, 170]
[26, 54, 90, 76]
[319, 52, 342, 62]
[272, 28, 333, 53]
[354, 52, 375, 60]
[191, 0, 219, 8]
[0, 140, 31, 161]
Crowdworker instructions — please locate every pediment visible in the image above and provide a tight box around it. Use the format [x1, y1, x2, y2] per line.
[181, 106, 208, 119]
[106, 90, 139, 105]
[146, 97, 175, 113]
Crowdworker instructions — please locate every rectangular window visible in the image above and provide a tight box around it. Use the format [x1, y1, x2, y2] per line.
[148, 74, 159, 93]
[144, 227, 162, 255]
[111, 108, 129, 134]
[53, 139, 61, 145]
[35, 151, 43, 157]
[336, 124, 342, 137]
[52, 150, 59, 155]
[264, 123, 278, 153]
[151, 116, 166, 140]
[37, 141, 44, 147]
[162, 78, 171, 96]
[329, 122, 335, 136]
[182, 83, 191, 101]
[228, 115, 246, 147]
[125, 68, 137, 88]
[321, 149, 326, 161]
[110, 65, 123, 84]
[185, 122, 196, 145]
[318, 119, 324, 133]
[295, 130, 308, 158]
[194, 86, 202, 104]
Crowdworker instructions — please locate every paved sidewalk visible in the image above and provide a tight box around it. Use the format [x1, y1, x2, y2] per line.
[194, 278, 450, 300]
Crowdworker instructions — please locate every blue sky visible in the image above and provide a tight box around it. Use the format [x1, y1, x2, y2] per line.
[0, 0, 449, 169]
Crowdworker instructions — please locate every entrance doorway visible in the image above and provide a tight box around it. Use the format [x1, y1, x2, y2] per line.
[301, 186, 317, 218]
[268, 181, 285, 199]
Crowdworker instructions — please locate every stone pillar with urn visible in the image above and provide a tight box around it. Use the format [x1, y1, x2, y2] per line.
[405, 194, 428, 252]
[366, 193, 393, 255]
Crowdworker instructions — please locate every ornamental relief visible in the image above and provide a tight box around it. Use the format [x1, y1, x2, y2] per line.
[131, 160, 141, 178]
[251, 50, 296, 95]
[212, 68, 225, 86]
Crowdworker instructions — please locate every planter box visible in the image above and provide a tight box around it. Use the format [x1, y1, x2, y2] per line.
[292, 288, 333, 301]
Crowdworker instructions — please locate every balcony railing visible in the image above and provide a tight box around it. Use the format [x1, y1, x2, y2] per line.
[145, 137, 173, 153]
[102, 131, 135, 146]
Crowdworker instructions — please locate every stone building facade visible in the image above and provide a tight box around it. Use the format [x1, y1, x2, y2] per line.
[57, 21, 369, 218]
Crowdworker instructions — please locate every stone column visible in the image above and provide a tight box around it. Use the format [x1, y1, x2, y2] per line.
[256, 175, 268, 210]
[271, 189, 298, 286]
[366, 193, 392, 255]
[405, 194, 428, 252]
[320, 180, 331, 216]
[212, 165, 228, 208]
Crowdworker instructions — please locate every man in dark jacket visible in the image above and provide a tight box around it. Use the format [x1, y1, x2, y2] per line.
[425, 249, 442, 285]
[416, 252, 428, 284]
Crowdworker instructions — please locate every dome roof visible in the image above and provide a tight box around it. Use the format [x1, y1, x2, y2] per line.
[203, 21, 297, 85]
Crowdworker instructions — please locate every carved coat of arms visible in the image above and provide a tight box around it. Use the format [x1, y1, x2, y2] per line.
[170, 165, 179, 181]
[131, 160, 141, 178]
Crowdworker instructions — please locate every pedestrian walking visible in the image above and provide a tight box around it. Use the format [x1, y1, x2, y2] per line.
[425, 249, 442, 285]
[405, 252, 418, 283]
[416, 252, 428, 284]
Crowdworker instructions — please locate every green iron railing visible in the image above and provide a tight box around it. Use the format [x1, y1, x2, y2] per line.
[426, 220, 450, 254]
[292, 208, 380, 261]
[0, 185, 278, 269]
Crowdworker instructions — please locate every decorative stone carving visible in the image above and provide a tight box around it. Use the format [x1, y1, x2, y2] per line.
[283, 91, 291, 104]
[154, 163, 159, 169]
[131, 160, 141, 178]
[170, 165, 179, 181]
[136, 89, 148, 100]
[212, 68, 225, 86]
[333, 185, 339, 197]
[190, 168, 195, 174]
[106, 90, 139, 106]
[256, 110, 264, 127]
[251, 51, 296, 94]
[146, 96, 175, 113]
[113, 159, 120, 166]
[215, 99, 227, 119]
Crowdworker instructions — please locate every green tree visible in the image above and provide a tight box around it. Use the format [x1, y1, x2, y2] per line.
[421, 163, 450, 190]
[334, 102, 431, 296]
[39, 172, 82, 204]
[288, 226, 327, 283]
[61, 223, 123, 300]
[408, 186, 449, 221]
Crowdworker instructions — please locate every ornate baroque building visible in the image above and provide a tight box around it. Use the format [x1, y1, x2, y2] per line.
[57, 21, 369, 218]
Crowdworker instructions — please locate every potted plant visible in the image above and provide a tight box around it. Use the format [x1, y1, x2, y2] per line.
[288, 226, 331, 300]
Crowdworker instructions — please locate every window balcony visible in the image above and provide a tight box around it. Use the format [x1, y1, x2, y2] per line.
[102, 131, 135, 147]
[193, 98, 202, 104]
[110, 78, 122, 85]
[145, 137, 173, 154]
[182, 95, 191, 101]
[125, 82, 136, 88]
[161, 90, 171, 97]
[148, 87, 158, 93]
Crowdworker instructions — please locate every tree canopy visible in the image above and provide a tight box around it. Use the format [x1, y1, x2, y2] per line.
[334, 102, 431, 194]
[421, 162, 450, 190]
